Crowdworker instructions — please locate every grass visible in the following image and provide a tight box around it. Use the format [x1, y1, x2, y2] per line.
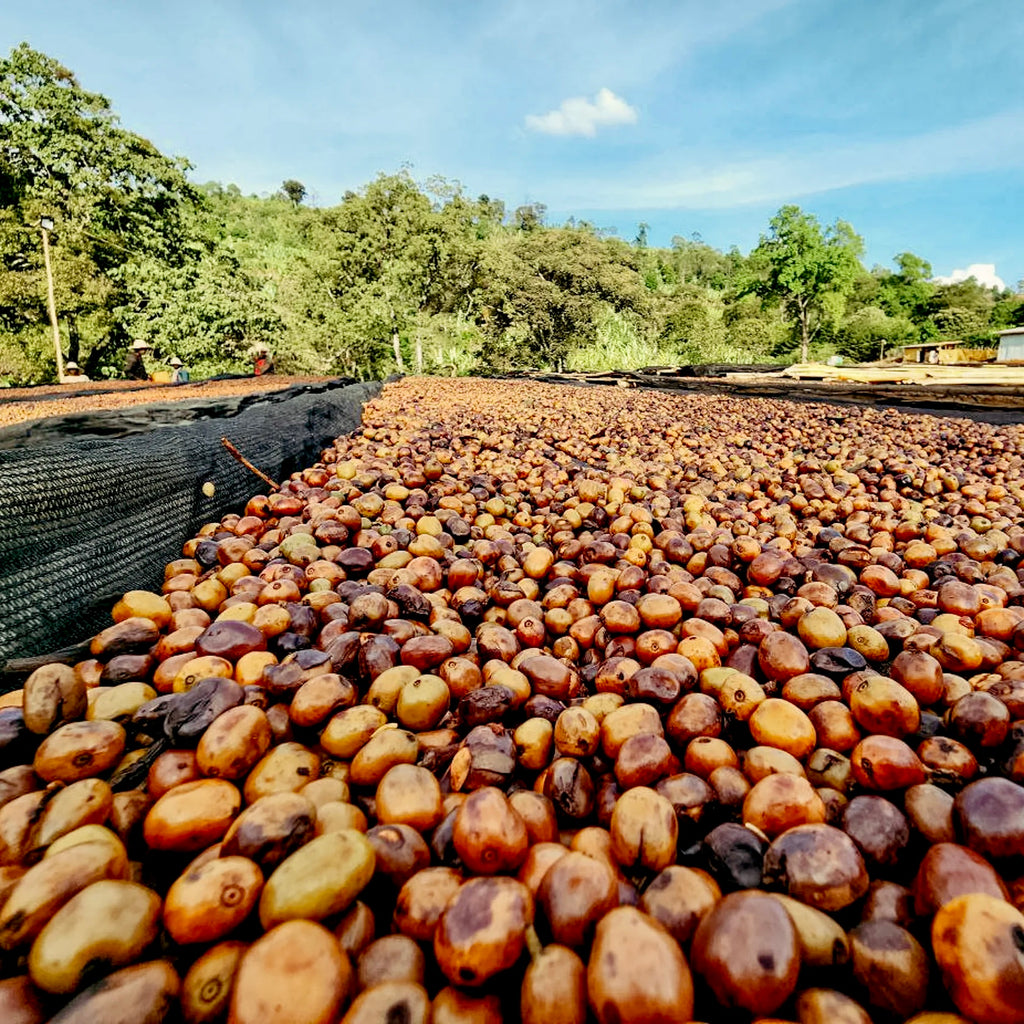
[566, 310, 679, 371]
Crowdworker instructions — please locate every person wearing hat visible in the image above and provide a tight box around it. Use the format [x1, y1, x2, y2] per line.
[125, 340, 152, 381]
[169, 356, 190, 384]
[59, 360, 90, 383]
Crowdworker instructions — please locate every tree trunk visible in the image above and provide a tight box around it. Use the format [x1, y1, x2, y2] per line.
[67, 317, 80, 363]
[798, 303, 810, 363]
[414, 332, 423, 374]
[392, 328, 405, 373]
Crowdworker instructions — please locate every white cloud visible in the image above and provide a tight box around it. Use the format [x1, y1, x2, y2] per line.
[933, 264, 1006, 290]
[525, 88, 638, 137]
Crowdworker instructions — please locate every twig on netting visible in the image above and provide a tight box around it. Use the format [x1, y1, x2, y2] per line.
[220, 436, 280, 491]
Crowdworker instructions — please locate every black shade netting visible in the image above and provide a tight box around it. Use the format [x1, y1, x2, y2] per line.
[0, 380, 380, 666]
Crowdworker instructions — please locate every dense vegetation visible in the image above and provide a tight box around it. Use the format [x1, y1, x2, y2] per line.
[2, 44, 1022, 385]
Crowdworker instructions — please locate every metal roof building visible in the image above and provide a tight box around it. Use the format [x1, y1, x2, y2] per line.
[996, 327, 1024, 363]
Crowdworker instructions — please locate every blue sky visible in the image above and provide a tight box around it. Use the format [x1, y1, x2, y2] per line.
[3, 0, 1022, 286]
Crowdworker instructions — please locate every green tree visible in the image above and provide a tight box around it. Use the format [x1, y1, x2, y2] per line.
[666, 237, 743, 292]
[198, 184, 362, 375]
[474, 194, 506, 230]
[0, 44, 196, 256]
[992, 294, 1024, 329]
[0, 43, 199, 380]
[331, 173, 433, 372]
[114, 246, 282, 377]
[725, 315, 783, 362]
[836, 306, 915, 362]
[747, 205, 864, 362]
[876, 251, 935, 323]
[476, 226, 650, 370]
[894, 251, 932, 281]
[660, 287, 726, 359]
[847, 268, 882, 314]
[926, 277, 997, 344]
[932, 279, 995, 313]
[930, 306, 989, 340]
[280, 179, 306, 206]
[513, 203, 546, 232]
[330, 172, 482, 375]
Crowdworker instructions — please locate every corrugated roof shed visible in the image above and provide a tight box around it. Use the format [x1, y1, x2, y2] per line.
[997, 328, 1024, 363]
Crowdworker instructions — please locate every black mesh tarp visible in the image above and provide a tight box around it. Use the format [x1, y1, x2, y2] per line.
[0, 379, 380, 666]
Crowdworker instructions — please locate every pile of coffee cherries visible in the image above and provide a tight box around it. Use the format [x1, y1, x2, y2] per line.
[1, 377, 1023, 1024]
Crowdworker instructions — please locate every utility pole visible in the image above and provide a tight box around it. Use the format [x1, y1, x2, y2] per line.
[40, 215, 65, 380]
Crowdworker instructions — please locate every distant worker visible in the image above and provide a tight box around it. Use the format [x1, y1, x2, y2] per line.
[254, 345, 275, 376]
[169, 356, 190, 384]
[124, 339, 151, 381]
[59, 361, 90, 383]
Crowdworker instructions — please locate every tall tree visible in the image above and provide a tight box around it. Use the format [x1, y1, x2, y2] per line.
[281, 179, 306, 205]
[748, 205, 864, 362]
[660, 286, 727, 360]
[0, 44, 197, 254]
[513, 203, 546, 232]
[876, 251, 935, 323]
[0, 43, 199, 379]
[332, 172, 479, 374]
[477, 226, 650, 370]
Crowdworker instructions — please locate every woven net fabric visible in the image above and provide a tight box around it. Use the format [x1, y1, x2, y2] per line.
[0, 380, 380, 665]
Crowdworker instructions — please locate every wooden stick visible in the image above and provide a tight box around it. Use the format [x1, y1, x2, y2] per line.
[220, 436, 279, 491]
[1, 641, 92, 683]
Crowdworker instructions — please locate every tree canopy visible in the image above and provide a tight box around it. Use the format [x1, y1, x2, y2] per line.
[747, 206, 864, 362]
[1, 44, 1020, 385]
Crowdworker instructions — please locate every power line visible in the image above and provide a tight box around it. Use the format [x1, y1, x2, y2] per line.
[79, 227, 145, 258]
[22, 219, 151, 259]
